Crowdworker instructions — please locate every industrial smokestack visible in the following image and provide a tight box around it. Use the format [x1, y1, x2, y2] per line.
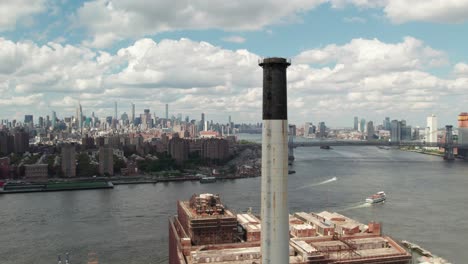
[259, 57, 290, 264]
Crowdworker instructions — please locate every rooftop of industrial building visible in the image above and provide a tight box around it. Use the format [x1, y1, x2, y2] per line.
[169, 194, 411, 264]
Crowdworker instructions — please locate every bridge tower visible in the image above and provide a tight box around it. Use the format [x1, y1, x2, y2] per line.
[444, 125, 455, 161]
[288, 124, 295, 164]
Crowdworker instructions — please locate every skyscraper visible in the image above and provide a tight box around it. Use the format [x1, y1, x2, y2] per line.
[24, 115, 33, 125]
[354, 116, 359, 131]
[390, 120, 401, 142]
[38, 116, 44, 128]
[78, 103, 83, 132]
[131, 103, 135, 124]
[51, 111, 57, 129]
[426, 114, 438, 143]
[165, 104, 169, 120]
[384, 117, 391, 131]
[114, 101, 118, 120]
[359, 118, 366, 132]
[366, 121, 374, 140]
[319, 122, 326, 138]
[200, 113, 205, 131]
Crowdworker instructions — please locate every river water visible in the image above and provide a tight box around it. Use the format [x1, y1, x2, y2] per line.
[1, 135, 467, 263]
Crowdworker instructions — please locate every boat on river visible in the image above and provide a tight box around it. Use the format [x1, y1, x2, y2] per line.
[366, 191, 386, 204]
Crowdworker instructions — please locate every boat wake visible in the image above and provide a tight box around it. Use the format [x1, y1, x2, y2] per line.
[296, 177, 337, 190]
[339, 202, 371, 211]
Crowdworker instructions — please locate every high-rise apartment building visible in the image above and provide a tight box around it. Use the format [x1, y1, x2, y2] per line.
[354, 116, 359, 130]
[13, 130, 29, 154]
[168, 136, 189, 165]
[99, 146, 114, 176]
[61, 143, 76, 177]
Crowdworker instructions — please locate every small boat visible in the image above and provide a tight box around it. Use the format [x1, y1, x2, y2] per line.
[288, 170, 296, 174]
[200, 176, 216, 183]
[366, 191, 386, 204]
[320, 146, 331, 150]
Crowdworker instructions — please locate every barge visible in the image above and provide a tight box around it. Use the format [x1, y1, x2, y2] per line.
[0, 180, 113, 194]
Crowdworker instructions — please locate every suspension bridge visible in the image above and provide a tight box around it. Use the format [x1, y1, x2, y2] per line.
[288, 125, 463, 162]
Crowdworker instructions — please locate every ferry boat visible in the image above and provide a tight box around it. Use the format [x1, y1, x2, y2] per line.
[366, 191, 386, 204]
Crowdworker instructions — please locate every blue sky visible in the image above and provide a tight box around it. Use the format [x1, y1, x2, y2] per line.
[1, 0, 468, 127]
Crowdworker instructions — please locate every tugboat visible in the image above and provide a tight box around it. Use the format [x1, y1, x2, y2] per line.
[366, 191, 386, 204]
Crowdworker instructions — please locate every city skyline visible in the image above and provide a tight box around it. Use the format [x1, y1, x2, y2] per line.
[2, 1, 468, 126]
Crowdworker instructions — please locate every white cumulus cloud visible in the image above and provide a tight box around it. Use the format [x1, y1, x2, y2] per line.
[75, 0, 326, 48]
[0, 0, 47, 31]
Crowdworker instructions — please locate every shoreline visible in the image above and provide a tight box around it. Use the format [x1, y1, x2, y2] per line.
[398, 148, 444, 157]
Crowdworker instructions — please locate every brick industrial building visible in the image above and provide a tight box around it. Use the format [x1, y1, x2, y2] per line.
[169, 194, 412, 264]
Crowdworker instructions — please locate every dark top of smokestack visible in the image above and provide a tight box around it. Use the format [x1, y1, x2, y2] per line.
[259, 57, 291, 120]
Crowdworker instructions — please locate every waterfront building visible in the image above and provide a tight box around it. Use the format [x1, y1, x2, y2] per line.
[457, 112, 468, 157]
[0, 157, 10, 178]
[318, 122, 326, 138]
[359, 118, 366, 132]
[426, 114, 438, 143]
[24, 164, 48, 182]
[383, 117, 391, 131]
[390, 120, 401, 142]
[413, 127, 420, 140]
[61, 143, 76, 177]
[354, 116, 358, 131]
[169, 194, 412, 264]
[99, 146, 114, 176]
[304, 122, 313, 137]
[366, 121, 374, 140]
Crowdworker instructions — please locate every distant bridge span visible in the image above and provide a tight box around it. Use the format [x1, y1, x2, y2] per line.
[292, 141, 468, 148]
[287, 125, 460, 162]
